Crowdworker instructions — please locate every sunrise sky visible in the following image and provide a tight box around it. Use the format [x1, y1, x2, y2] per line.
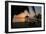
[12, 6, 41, 22]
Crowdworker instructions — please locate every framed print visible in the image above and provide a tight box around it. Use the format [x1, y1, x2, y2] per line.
[5, 1, 45, 33]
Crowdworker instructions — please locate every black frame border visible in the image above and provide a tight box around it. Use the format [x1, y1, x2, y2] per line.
[5, 1, 45, 33]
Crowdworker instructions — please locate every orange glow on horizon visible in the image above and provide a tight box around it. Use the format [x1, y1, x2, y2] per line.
[13, 10, 35, 22]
